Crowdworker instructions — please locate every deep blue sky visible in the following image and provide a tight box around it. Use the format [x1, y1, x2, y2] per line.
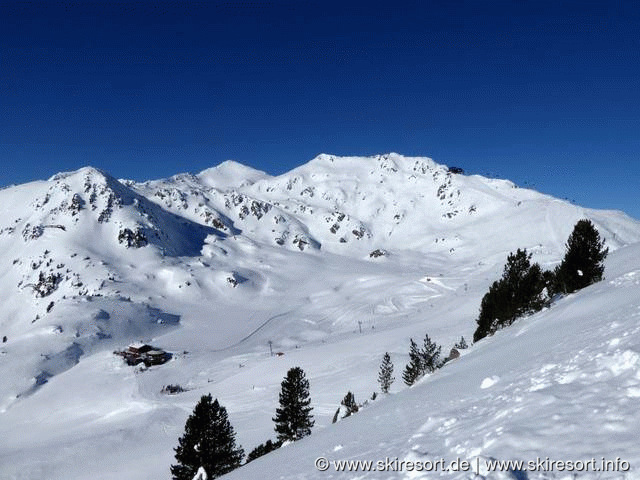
[1, 1, 639, 218]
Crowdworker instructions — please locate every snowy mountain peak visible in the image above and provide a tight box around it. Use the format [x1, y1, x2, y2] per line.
[197, 160, 270, 190]
[290, 152, 440, 177]
[48, 165, 108, 182]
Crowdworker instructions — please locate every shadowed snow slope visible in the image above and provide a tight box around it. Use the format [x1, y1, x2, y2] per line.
[0, 154, 639, 479]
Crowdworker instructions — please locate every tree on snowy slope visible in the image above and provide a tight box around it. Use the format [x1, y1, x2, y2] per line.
[378, 352, 395, 393]
[474, 249, 546, 342]
[273, 367, 314, 442]
[420, 333, 442, 373]
[554, 219, 608, 294]
[171, 395, 244, 480]
[402, 339, 423, 386]
[340, 391, 359, 418]
[454, 336, 468, 349]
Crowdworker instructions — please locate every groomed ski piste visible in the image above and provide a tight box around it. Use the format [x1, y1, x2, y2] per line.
[1, 154, 639, 479]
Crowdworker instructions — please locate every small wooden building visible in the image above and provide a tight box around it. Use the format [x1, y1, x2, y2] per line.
[116, 343, 171, 367]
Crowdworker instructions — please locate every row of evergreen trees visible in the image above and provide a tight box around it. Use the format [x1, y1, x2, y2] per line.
[402, 334, 442, 386]
[171, 366, 314, 480]
[173, 333, 472, 479]
[172, 337, 464, 479]
[331, 390, 379, 424]
[377, 335, 468, 392]
[333, 335, 465, 426]
[474, 219, 608, 341]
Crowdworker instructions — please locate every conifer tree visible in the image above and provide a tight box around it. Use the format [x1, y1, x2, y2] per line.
[454, 336, 468, 349]
[171, 394, 244, 480]
[474, 249, 546, 342]
[402, 339, 422, 386]
[420, 334, 442, 373]
[273, 367, 314, 443]
[340, 391, 359, 418]
[378, 352, 395, 393]
[554, 219, 608, 294]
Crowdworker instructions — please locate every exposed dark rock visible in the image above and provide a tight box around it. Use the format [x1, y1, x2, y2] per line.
[118, 228, 148, 248]
[34, 272, 62, 298]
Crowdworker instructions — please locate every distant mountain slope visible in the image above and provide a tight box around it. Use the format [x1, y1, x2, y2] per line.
[0, 166, 218, 324]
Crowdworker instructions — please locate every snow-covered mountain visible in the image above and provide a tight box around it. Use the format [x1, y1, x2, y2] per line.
[131, 153, 639, 257]
[1, 154, 639, 479]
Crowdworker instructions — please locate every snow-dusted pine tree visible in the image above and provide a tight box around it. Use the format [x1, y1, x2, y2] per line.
[340, 391, 359, 418]
[474, 249, 546, 342]
[378, 352, 395, 393]
[454, 336, 468, 349]
[273, 367, 314, 442]
[420, 334, 442, 373]
[554, 219, 608, 293]
[171, 394, 244, 480]
[402, 339, 422, 386]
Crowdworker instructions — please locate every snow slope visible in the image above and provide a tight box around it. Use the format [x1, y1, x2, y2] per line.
[224, 241, 640, 480]
[0, 154, 639, 479]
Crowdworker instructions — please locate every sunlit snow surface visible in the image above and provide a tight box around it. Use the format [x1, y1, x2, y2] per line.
[1, 154, 639, 479]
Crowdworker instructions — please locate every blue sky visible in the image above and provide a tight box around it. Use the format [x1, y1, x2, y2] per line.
[1, 1, 639, 219]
